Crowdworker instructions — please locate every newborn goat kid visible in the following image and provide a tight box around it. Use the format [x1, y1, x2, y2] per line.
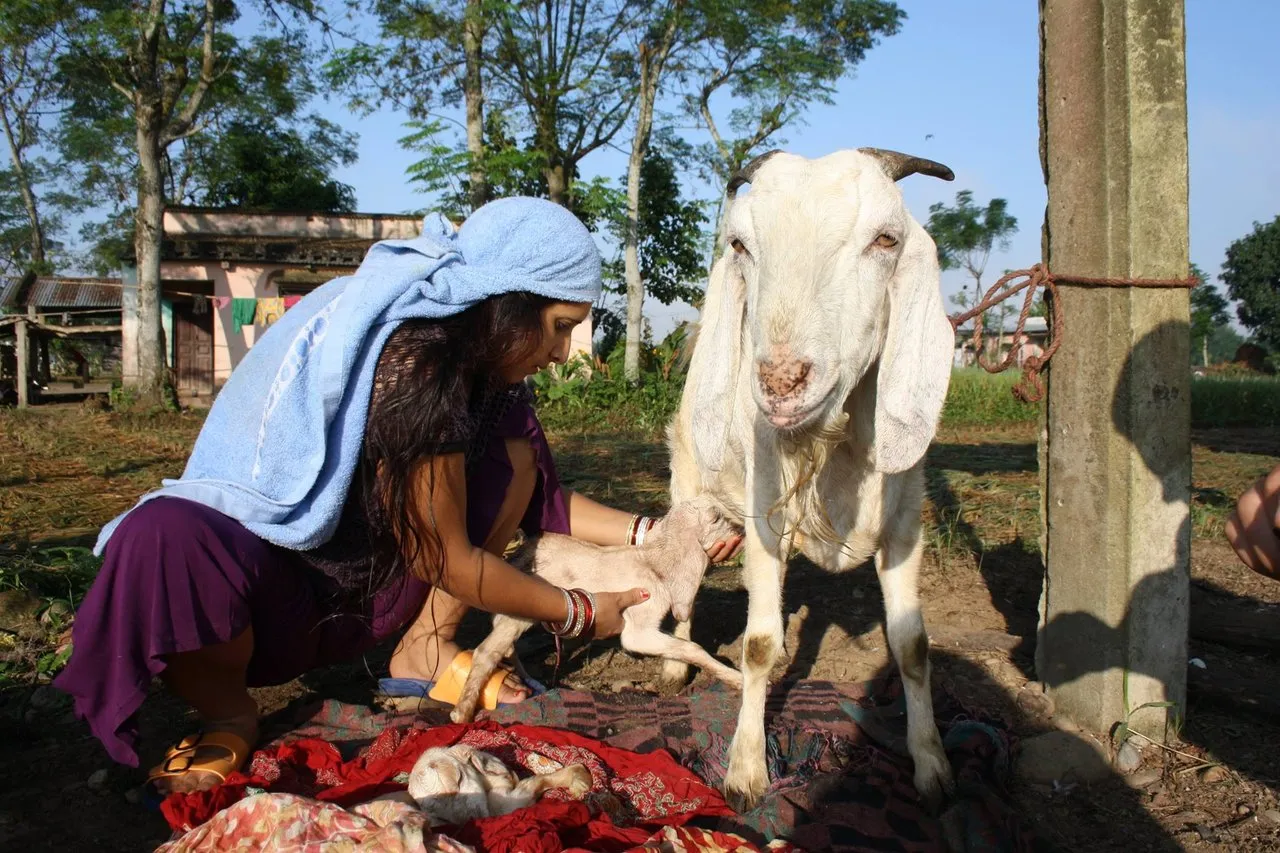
[451, 498, 742, 724]
[378, 743, 592, 827]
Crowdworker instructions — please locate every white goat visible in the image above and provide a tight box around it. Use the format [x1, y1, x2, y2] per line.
[450, 497, 743, 724]
[665, 148, 958, 813]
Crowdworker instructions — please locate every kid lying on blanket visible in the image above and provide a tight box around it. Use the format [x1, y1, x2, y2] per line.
[53, 197, 742, 797]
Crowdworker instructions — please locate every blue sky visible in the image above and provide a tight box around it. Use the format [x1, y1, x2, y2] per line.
[308, 1, 1279, 338]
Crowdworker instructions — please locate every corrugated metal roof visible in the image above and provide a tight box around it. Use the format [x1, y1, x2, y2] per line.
[0, 276, 123, 309]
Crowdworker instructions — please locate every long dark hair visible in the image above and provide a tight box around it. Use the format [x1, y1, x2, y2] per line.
[357, 290, 554, 596]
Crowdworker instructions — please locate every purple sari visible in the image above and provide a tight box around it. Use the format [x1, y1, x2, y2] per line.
[53, 400, 569, 767]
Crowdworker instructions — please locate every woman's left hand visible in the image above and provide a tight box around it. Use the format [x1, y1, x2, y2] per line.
[706, 533, 744, 564]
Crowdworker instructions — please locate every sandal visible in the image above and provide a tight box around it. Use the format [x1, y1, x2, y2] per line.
[145, 730, 253, 791]
[376, 650, 546, 711]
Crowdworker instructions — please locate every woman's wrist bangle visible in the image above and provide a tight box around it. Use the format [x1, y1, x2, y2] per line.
[628, 514, 657, 546]
[542, 587, 596, 639]
[542, 588, 574, 636]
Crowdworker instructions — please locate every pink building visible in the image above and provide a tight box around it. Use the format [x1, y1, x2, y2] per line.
[120, 207, 593, 399]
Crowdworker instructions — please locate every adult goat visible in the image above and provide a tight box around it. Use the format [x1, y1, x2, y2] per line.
[665, 148, 958, 812]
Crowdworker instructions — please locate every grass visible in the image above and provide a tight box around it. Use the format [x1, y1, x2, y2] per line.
[1, 377, 1276, 686]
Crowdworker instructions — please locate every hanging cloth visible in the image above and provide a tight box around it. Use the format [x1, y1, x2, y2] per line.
[231, 298, 257, 333]
[255, 297, 286, 326]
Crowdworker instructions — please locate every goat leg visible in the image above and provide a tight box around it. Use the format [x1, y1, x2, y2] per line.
[877, 521, 954, 813]
[658, 615, 696, 687]
[722, 501, 787, 814]
[451, 615, 533, 724]
[519, 763, 591, 802]
[621, 624, 742, 689]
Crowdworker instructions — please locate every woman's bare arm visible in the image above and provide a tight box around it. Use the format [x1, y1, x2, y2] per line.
[413, 454, 646, 635]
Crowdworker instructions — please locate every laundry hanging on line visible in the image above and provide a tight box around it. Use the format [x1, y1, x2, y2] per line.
[226, 295, 305, 333]
[231, 298, 257, 333]
[254, 297, 286, 326]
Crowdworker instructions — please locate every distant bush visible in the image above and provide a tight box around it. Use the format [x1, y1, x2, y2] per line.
[533, 359, 1280, 433]
[1190, 375, 1280, 428]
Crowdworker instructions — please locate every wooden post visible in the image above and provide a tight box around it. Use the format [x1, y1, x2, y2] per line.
[1038, 0, 1191, 742]
[16, 317, 28, 408]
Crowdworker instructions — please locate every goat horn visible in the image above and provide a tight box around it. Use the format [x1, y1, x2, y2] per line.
[726, 150, 782, 199]
[857, 147, 955, 182]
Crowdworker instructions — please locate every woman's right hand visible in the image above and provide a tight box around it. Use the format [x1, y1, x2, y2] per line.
[591, 588, 649, 639]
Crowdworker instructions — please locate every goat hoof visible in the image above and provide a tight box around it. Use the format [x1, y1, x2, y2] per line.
[913, 756, 956, 817]
[723, 783, 762, 815]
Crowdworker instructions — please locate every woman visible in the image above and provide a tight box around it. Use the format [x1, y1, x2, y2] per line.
[53, 198, 740, 795]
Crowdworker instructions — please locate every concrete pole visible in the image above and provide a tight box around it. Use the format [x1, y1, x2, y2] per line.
[1037, 0, 1191, 742]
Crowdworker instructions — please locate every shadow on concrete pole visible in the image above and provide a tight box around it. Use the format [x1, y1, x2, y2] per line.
[1037, 0, 1192, 743]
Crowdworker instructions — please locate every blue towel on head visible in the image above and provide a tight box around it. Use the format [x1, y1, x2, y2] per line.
[94, 197, 602, 555]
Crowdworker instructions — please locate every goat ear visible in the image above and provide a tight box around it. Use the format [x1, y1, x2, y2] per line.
[875, 218, 955, 473]
[690, 252, 745, 473]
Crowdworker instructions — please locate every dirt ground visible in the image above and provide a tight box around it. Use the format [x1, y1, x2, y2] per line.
[2, 406, 1280, 851]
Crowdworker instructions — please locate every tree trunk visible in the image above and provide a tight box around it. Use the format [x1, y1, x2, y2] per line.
[133, 103, 168, 404]
[0, 109, 46, 270]
[623, 52, 656, 382]
[545, 162, 569, 207]
[463, 0, 487, 211]
[1202, 334, 1209, 367]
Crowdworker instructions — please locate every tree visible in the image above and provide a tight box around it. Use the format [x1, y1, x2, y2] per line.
[1207, 324, 1245, 365]
[178, 116, 357, 211]
[1188, 263, 1230, 367]
[621, 2, 682, 382]
[0, 1, 80, 275]
[58, 0, 319, 402]
[1220, 215, 1280, 352]
[337, 0, 642, 213]
[926, 189, 1018, 305]
[684, 0, 905, 238]
[602, 141, 706, 348]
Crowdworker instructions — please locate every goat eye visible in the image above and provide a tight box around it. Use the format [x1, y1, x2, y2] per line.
[874, 233, 899, 249]
[730, 238, 748, 256]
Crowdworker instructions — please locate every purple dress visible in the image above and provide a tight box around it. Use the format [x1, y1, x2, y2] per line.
[52, 397, 570, 768]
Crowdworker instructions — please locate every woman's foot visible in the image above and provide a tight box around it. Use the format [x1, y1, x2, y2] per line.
[389, 638, 532, 705]
[147, 714, 259, 795]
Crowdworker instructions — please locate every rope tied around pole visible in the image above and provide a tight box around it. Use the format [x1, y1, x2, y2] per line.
[947, 265, 1199, 404]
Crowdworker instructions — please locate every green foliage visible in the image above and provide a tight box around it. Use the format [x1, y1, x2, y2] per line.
[56, 0, 329, 264]
[1220, 215, 1280, 351]
[180, 116, 358, 211]
[401, 112, 546, 219]
[0, 0, 84, 275]
[683, 0, 906, 182]
[925, 190, 1019, 306]
[401, 111, 624, 232]
[605, 141, 709, 306]
[338, 0, 641, 210]
[532, 325, 694, 435]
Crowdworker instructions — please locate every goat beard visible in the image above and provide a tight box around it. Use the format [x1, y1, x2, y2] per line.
[767, 409, 851, 547]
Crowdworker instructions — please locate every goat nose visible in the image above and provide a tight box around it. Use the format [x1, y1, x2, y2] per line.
[758, 357, 812, 399]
